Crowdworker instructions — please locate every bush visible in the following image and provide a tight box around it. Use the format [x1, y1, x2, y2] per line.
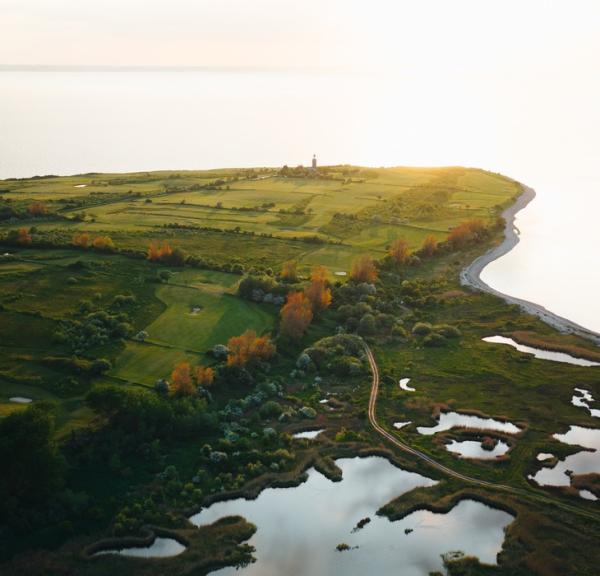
[423, 333, 446, 347]
[90, 358, 112, 374]
[412, 322, 433, 336]
[259, 400, 283, 419]
[435, 324, 461, 338]
[299, 406, 317, 419]
[357, 313, 376, 335]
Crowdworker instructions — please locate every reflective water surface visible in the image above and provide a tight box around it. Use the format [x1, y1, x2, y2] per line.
[190, 457, 513, 576]
[417, 412, 521, 436]
[446, 439, 510, 460]
[94, 537, 186, 558]
[482, 336, 599, 367]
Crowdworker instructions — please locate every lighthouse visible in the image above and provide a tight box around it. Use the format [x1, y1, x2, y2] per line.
[311, 154, 317, 170]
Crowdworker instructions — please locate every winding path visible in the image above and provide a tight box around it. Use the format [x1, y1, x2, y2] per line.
[363, 342, 600, 523]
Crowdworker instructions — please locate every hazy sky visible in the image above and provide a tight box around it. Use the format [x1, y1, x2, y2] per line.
[2, 0, 599, 70]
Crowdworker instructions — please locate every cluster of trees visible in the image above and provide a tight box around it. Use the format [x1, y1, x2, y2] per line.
[13, 227, 32, 245]
[279, 266, 333, 339]
[447, 219, 489, 248]
[27, 201, 49, 216]
[169, 362, 215, 396]
[147, 240, 186, 266]
[0, 403, 64, 530]
[227, 330, 276, 367]
[350, 254, 378, 283]
[72, 232, 115, 251]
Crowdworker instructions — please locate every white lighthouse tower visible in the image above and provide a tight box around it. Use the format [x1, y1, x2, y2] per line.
[311, 154, 317, 170]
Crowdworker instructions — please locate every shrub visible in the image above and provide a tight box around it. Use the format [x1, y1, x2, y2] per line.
[412, 322, 433, 336]
[259, 401, 283, 419]
[423, 333, 446, 347]
[435, 324, 461, 338]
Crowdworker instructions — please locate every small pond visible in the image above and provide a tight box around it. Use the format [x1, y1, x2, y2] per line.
[446, 439, 510, 460]
[93, 537, 186, 558]
[537, 453, 554, 461]
[417, 412, 521, 436]
[9, 397, 32, 404]
[393, 421, 411, 430]
[399, 378, 415, 392]
[482, 336, 600, 367]
[530, 425, 600, 494]
[191, 456, 514, 576]
[292, 429, 325, 439]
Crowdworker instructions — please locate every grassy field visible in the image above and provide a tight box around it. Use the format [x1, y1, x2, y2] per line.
[8, 165, 600, 575]
[0, 166, 520, 273]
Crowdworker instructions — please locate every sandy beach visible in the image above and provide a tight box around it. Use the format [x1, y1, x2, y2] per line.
[460, 184, 600, 346]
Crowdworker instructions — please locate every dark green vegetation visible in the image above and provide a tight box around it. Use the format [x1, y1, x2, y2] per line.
[1, 165, 599, 575]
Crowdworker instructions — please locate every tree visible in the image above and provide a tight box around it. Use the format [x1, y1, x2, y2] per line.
[0, 404, 64, 524]
[448, 219, 488, 248]
[147, 241, 161, 261]
[73, 232, 90, 248]
[92, 235, 115, 251]
[350, 254, 377, 283]
[280, 260, 298, 282]
[280, 292, 313, 339]
[17, 227, 32, 245]
[421, 234, 437, 257]
[27, 202, 48, 216]
[388, 238, 411, 265]
[304, 265, 332, 313]
[227, 330, 276, 366]
[195, 365, 215, 387]
[171, 362, 195, 396]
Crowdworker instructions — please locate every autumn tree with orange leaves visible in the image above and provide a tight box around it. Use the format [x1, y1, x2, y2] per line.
[349, 254, 377, 283]
[17, 227, 32, 245]
[73, 232, 90, 248]
[421, 235, 437, 257]
[280, 292, 313, 340]
[195, 365, 215, 388]
[304, 265, 332, 314]
[92, 236, 115, 251]
[280, 260, 298, 282]
[388, 238, 411, 266]
[171, 362, 195, 396]
[27, 202, 48, 216]
[448, 219, 488, 248]
[227, 330, 276, 366]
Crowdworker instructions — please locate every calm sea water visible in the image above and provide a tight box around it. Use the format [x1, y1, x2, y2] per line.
[0, 69, 598, 332]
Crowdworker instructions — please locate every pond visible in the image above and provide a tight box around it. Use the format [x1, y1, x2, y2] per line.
[292, 429, 325, 439]
[446, 439, 510, 460]
[399, 378, 415, 392]
[393, 421, 411, 430]
[530, 425, 600, 495]
[9, 397, 32, 404]
[191, 457, 514, 576]
[482, 336, 600, 367]
[93, 537, 186, 558]
[417, 412, 521, 436]
[572, 388, 600, 418]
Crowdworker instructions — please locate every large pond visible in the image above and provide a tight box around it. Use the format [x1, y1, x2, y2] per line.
[482, 336, 599, 367]
[417, 412, 521, 436]
[93, 537, 186, 558]
[530, 426, 600, 491]
[191, 456, 514, 576]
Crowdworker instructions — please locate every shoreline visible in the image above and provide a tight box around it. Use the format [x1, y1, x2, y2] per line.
[460, 184, 600, 346]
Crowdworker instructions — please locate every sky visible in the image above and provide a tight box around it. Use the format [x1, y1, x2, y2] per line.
[1, 0, 599, 72]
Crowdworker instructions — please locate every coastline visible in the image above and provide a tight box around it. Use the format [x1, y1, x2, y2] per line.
[460, 184, 600, 346]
